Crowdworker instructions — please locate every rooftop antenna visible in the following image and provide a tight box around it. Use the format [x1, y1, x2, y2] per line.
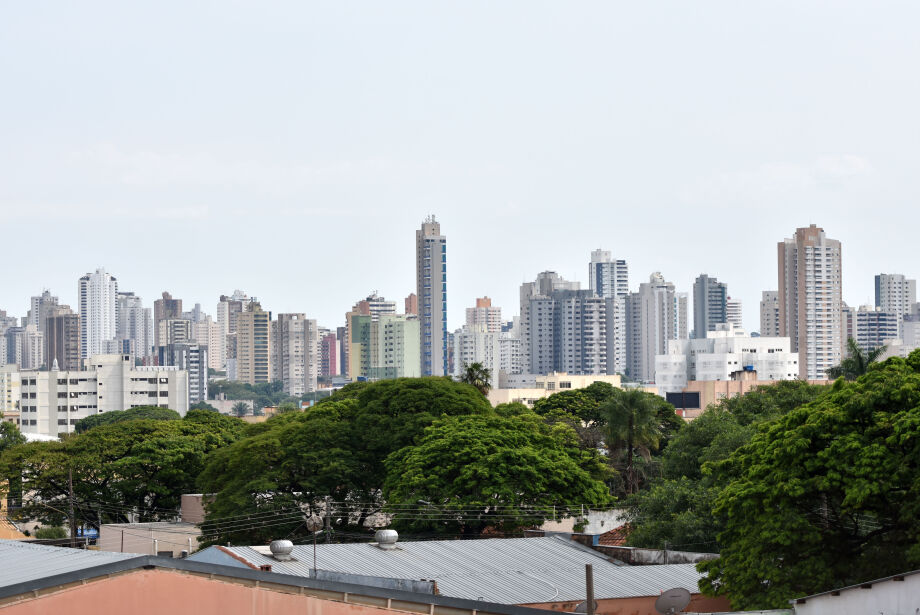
[654, 588, 691, 615]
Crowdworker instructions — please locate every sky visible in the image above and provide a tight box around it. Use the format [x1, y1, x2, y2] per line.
[1, 1, 918, 333]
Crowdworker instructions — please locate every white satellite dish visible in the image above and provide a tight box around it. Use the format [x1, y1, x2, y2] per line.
[654, 587, 691, 615]
[573, 600, 598, 613]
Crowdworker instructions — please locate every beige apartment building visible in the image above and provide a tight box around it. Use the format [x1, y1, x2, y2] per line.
[236, 302, 271, 384]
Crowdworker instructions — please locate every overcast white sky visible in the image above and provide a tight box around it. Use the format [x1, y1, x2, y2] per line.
[1, 1, 918, 333]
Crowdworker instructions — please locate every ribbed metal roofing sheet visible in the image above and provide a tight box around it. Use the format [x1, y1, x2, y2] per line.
[0, 539, 140, 588]
[206, 536, 704, 604]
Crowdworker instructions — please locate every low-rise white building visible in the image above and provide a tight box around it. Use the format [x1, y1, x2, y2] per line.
[18, 354, 189, 436]
[655, 324, 798, 394]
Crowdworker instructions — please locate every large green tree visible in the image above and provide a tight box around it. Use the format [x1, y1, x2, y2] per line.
[198, 378, 493, 544]
[699, 353, 920, 609]
[457, 362, 492, 396]
[383, 408, 612, 535]
[1, 411, 245, 531]
[826, 337, 887, 381]
[74, 406, 180, 433]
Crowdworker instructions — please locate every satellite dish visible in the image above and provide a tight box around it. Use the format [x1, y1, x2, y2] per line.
[654, 588, 691, 615]
[573, 600, 598, 613]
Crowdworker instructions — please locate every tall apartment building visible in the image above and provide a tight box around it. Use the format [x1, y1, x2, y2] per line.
[45, 306, 81, 371]
[157, 343, 208, 404]
[841, 303, 856, 347]
[519, 271, 580, 372]
[78, 268, 118, 359]
[153, 292, 183, 348]
[18, 354, 189, 437]
[27, 290, 59, 337]
[416, 216, 448, 376]
[116, 292, 153, 362]
[405, 293, 418, 316]
[194, 316, 224, 371]
[4, 326, 43, 370]
[157, 319, 192, 347]
[692, 274, 728, 338]
[759, 291, 780, 337]
[216, 291, 249, 369]
[778, 225, 843, 380]
[320, 332, 338, 377]
[466, 297, 502, 333]
[726, 298, 742, 329]
[237, 302, 271, 384]
[875, 274, 917, 320]
[626, 272, 689, 383]
[370, 314, 421, 380]
[855, 306, 899, 354]
[588, 250, 629, 375]
[343, 293, 397, 380]
[527, 289, 608, 376]
[452, 324, 501, 379]
[271, 313, 318, 396]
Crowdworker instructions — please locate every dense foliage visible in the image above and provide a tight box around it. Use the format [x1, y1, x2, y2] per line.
[1, 410, 245, 530]
[74, 406, 180, 433]
[698, 354, 920, 608]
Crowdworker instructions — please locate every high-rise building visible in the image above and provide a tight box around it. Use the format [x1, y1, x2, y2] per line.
[405, 293, 418, 316]
[778, 225, 843, 380]
[78, 268, 118, 359]
[452, 324, 501, 379]
[875, 274, 917, 320]
[759, 291, 780, 337]
[726, 298, 743, 329]
[588, 249, 629, 298]
[157, 342, 208, 404]
[272, 313, 318, 396]
[465, 297, 502, 333]
[416, 216, 448, 376]
[855, 306, 899, 355]
[28, 290, 59, 337]
[45, 306, 81, 371]
[370, 314, 421, 380]
[157, 319, 192, 347]
[519, 271, 580, 373]
[527, 289, 609, 376]
[4, 325, 43, 370]
[692, 274, 728, 338]
[841, 302, 856, 347]
[116, 292, 153, 362]
[236, 301, 271, 385]
[216, 291, 249, 370]
[320, 332, 338, 377]
[153, 292, 183, 348]
[626, 272, 689, 383]
[588, 250, 629, 375]
[193, 316, 225, 371]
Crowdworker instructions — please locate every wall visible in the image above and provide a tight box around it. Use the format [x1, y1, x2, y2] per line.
[98, 523, 201, 557]
[792, 573, 920, 615]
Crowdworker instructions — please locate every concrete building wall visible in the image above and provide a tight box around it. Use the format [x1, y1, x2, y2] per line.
[98, 523, 201, 557]
[416, 216, 448, 376]
[760, 290, 780, 337]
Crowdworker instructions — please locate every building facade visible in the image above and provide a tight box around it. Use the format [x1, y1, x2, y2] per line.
[157, 343, 208, 404]
[626, 272, 688, 383]
[18, 354, 189, 436]
[271, 313, 318, 395]
[465, 297, 502, 333]
[416, 216, 448, 376]
[78, 268, 118, 359]
[778, 225, 843, 380]
[875, 273, 917, 321]
[692, 274, 727, 338]
[759, 290, 780, 337]
[237, 302, 272, 385]
[855, 306, 899, 354]
[116, 292, 153, 363]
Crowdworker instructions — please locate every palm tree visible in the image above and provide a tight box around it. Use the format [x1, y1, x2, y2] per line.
[826, 337, 886, 381]
[231, 401, 249, 417]
[602, 389, 662, 495]
[458, 362, 491, 396]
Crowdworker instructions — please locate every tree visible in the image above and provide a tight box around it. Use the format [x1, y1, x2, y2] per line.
[189, 401, 218, 412]
[198, 377, 493, 545]
[699, 352, 920, 609]
[602, 389, 674, 494]
[34, 526, 67, 539]
[383, 410, 612, 535]
[231, 401, 249, 417]
[74, 406, 180, 433]
[1, 413, 245, 531]
[0, 422, 26, 455]
[826, 337, 886, 381]
[457, 362, 491, 396]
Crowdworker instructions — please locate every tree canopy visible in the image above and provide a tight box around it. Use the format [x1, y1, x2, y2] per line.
[699, 353, 920, 609]
[74, 406, 180, 433]
[384, 408, 612, 535]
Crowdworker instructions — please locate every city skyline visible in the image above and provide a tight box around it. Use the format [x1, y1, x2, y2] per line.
[2, 2, 918, 333]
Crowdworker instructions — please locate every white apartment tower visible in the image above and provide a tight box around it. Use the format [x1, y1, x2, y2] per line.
[465, 297, 502, 333]
[416, 216, 448, 376]
[726, 298, 743, 329]
[116, 292, 153, 362]
[519, 271, 580, 372]
[875, 274, 917, 325]
[272, 313, 318, 396]
[78, 268, 118, 359]
[778, 225, 843, 380]
[588, 250, 629, 375]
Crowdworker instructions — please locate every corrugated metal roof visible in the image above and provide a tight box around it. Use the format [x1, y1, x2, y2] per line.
[202, 536, 704, 604]
[0, 539, 140, 588]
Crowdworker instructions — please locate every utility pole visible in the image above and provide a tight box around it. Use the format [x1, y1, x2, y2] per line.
[68, 468, 77, 548]
[585, 564, 595, 615]
[324, 496, 331, 543]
